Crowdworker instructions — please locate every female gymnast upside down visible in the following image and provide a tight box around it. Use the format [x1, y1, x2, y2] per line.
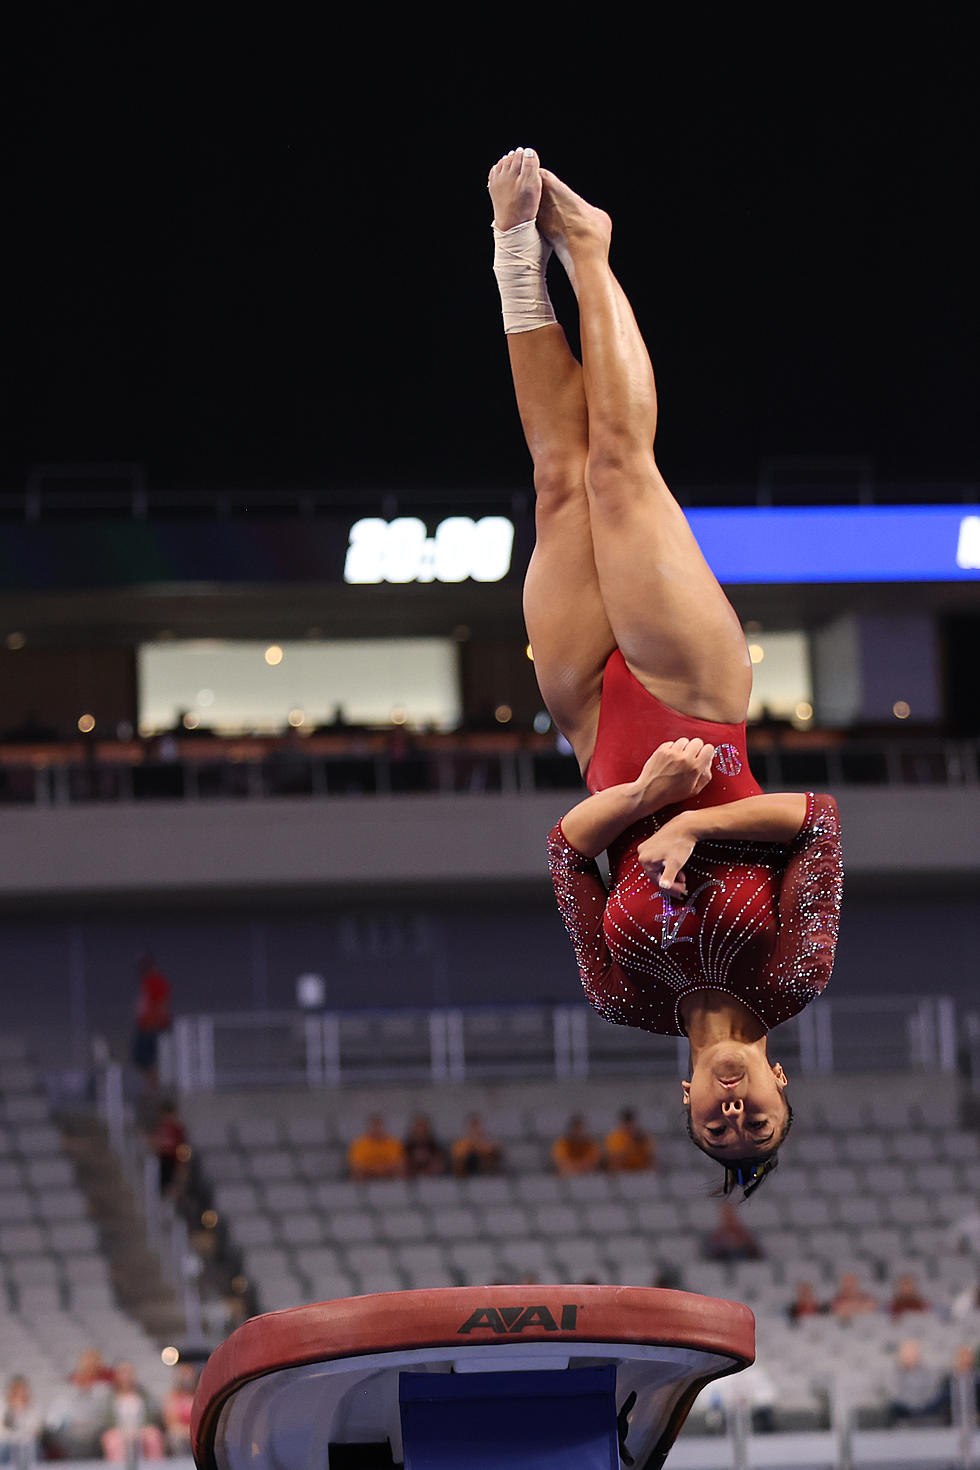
[488, 148, 843, 1198]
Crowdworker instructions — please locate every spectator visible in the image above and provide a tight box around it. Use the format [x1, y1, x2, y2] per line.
[829, 1272, 877, 1322]
[451, 1114, 503, 1177]
[887, 1339, 947, 1425]
[162, 1364, 198, 1457]
[44, 1351, 113, 1459]
[949, 1345, 980, 1417]
[951, 1280, 980, 1321]
[948, 1206, 980, 1254]
[1, 1377, 41, 1465]
[889, 1272, 931, 1319]
[101, 1362, 164, 1463]
[788, 1280, 825, 1324]
[705, 1361, 777, 1434]
[403, 1114, 447, 1177]
[131, 953, 173, 1094]
[347, 1115, 406, 1180]
[604, 1108, 657, 1172]
[551, 1115, 602, 1176]
[703, 1202, 762, 1262]
[150, 1098, 188, 1196]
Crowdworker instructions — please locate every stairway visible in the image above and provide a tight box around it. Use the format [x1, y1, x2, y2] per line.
[61, 1112, 187, 1341]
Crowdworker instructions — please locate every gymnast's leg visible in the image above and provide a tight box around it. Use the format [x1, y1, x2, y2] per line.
[537, 171, 752, 725]
[488, 149, 615, 770]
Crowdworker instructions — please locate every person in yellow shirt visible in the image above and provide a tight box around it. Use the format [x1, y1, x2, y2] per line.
[551, 1114, 602, 1176]
[604, 1108, 656, 1172]
[347, 1114, 406, 1180]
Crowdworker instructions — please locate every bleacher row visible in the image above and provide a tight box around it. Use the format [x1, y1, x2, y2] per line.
[186, 1079, 980, 1424]
[0, 1038, 169, 1407]
[186, 1089, 979, 1313]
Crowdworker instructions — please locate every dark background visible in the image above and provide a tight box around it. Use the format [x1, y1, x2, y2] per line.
[7, 13, 978, 496]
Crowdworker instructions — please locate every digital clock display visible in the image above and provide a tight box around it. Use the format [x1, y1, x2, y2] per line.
[344, 516, 516, 584]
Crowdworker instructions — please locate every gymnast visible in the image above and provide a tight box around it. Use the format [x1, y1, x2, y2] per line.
[488, 148, 843, 1198]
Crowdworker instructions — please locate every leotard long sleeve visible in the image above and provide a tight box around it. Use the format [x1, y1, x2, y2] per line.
[548, 651, 843, 1035]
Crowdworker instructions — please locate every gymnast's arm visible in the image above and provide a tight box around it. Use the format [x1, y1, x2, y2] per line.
[547, 822, 624, 999]
[763, 793, 843, 997]
[558, 738, 715, 858]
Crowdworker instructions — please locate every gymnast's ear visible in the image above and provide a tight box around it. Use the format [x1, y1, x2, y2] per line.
[681, 1081, 691, 1107]
[772, 1063, 788, 1088]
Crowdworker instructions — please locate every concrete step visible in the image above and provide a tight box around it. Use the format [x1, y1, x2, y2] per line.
[59, 1110, 186, 1342]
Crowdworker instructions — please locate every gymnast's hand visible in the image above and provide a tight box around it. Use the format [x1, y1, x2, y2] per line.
[635, 738, 715, 812]
[637, 817, 698, 899]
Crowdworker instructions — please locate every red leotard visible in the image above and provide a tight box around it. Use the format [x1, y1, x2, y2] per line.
[548, 651, 843, 1036]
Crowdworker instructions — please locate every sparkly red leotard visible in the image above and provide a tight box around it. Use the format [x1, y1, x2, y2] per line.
[548, 650, 843, 1036]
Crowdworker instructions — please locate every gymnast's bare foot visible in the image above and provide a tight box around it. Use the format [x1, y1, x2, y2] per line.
[538, 170, 612, 261]
[488, 147, 543, 232]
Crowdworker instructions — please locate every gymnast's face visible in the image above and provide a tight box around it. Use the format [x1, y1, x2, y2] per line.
[682, 1045, 789, 1158]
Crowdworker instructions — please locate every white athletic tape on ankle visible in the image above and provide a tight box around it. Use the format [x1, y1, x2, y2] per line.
[492, 220, 557, 335]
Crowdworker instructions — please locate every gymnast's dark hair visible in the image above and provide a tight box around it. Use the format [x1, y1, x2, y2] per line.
[685, 1104, 794, 1200]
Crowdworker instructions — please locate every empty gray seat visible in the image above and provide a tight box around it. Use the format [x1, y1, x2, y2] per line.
[249, 1150, 296, 1182]
[428, 1207, 480, 1240]
[328, 1210, 379, 1244]
[2, 1096, 50, 1124]
[530, 1205, 580, 1239]
[0, 1195, 34, 1223]
[500, 1239, 560, 1277]
[344, 1244, 397, 1278]
[787, 1198, 834, 1229]
[213, 1183, 261, 1216]
[25, 1158, 75, 1190]
[837, 1195, 883, 1227]
[395, 1244, 450, 1278]
[285, 1117, 331, 1147]
[258, 1183, 311, 1216]
[885, 1195, 934, 1226]
[555, 1239, 606, 1280]
[581, 1202, 634, 1236]
[0, 1161, 25, 1191]
[294, 1245, 342, 1276]
[513, 1175, 564, 1206]
[48, 1221, 99, 1253]
[507, 1141, 548, 1172]
[482, 1205, 531, 1239]
[6, 1255, 57, 1286]
[815, 1166, 860, 1196]
[294, 1148, 335, 1180]
[205, 1151, 247, 1183]
[363, 1180, 413, 1209]
[11, 1125, 60, 1156]
[413, 1177, 461, 1208]
[912, 1163, 957, 1195]
[235, 1118, 282, 1149]
[36, 1190, 87, 1221]
[311, 1180, 363, 1212]
[840, 1135, 887, 1164]
[279, 1213, 324, 1247]
[233, 1214, 276, 1247]
[459, 1177, 514, 1207]
[303, 1269, 356, 1301]
[187, 1118, 231, 1151]
[376, 1209, 429, 1244]
[628, 1199, 683, 1233]
[561, 1174, 612, 1203]
[864, 1165, 905, 1195]
[447, 1241, 504, 1282]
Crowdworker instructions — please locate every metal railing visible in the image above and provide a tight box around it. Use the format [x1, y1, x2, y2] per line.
[2, 734, 978, 806]
[165, 994, 959, 1094]
[93, 1056, 203, 1339]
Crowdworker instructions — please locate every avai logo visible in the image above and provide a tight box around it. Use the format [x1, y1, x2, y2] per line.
[713, 743, 742, 777]
[457, 1304, 579, 1335]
